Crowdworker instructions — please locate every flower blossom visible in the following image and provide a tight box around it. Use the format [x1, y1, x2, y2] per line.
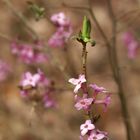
[95, 94, 111, 112]
[122, 32, 139, 59]
[88, 130, 105, 140]
[48, 12, 72, 48]
[50, 12, 70, 27]
[68, 74, 86, 93]
[48, 26, 72, 47]
[80, 120, 95, 136]
[75, 97, 93, 110]
[89, 84, 107, 94]
[37, 69, 49, 87]
[19, 70, 57, 109]
[20, 72, 40, 88]
[10, 41, 48, 64]
[43, 94, 57, 108]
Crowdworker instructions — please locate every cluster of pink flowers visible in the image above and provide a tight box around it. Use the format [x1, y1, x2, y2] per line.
[68, 74, 111, 140]
[0, 59, 11, 82]
[10, 40, 48, 64]
[19, 69, 56, 109]
[48, 12, 72, 48]
[122, 32, 140, 59]
[80, 120, 107, 140]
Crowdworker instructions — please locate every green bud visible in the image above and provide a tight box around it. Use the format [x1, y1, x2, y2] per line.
[81, 16, 91, 42]
[91, 40, 96, 47]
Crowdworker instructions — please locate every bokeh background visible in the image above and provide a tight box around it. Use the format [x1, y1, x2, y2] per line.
[0, 0, 140, 140]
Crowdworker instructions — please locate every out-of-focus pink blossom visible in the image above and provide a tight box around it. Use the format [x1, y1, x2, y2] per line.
[19, 70, 57, 110]
[48, 26, 72, 48]
[79, 136, 84, 140]
[43, 94, 57, 108]
[11, 42, 22, 54]
[122, 32, 139, 59]
[34, 53, 48, 63]
[20, 45, 34, 64]
[48, 12, 72, 48]
[48, 28, 66, 47]
[68, 74, 86, 93]
[75, 97, 93, 110]
[95, 94, 111, 112]
[10, 41, 47, 64]
[20, 72, 40, 88]
[37, 69, 49, 87]
[80, 120, 95, 136]
[51, 12, 70, 27]
[88, 130, 105, 140]
[0, 60, 11, 82]
[20, 90, 29, 97]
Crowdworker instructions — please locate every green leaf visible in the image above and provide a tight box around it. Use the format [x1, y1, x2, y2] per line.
[27, 1, 45, 21]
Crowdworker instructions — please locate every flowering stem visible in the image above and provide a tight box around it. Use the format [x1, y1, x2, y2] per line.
[86, 0, 133, 139]
[81, 42, 92, 119]
[82, 42, 87, 78]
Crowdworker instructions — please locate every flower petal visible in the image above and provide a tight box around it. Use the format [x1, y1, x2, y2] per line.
[68, 78, 79, 85]
[81, 128, 88, 136]
[74, 84, 81, 93]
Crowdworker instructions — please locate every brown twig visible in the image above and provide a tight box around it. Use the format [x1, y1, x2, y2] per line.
[107, 1, 133, 140]
[0, 32, 13, 42]
[81, 41, 91, 118]
[82, 42, 87, 78]
[2, 0, 39, 41]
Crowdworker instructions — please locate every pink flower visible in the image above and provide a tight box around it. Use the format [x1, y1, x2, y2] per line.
[48, 12, 72, 48]
[37, 69, 49, 87]
[79, 136, 84, 140]
[68, 74, 86, 93]
[95, 94, 111, 112]
[48, 26, 72, 48]
[20, 45, 34, 64]
[48, 28, 66, 47]
[88, 130, 105, 140]
[122, 32, 139, 59]
[75, 98, 93, 110]
[80, 120, 95, 136]
[51, 12, 70, 27]
[10, 41, 48, 64]
[34, 53, 48, 63]
[20, 90, 29, 97]
[20, 72, 40, 88]
[89, 84, 106, 94]
[43, 94, 57, 108]
[10, 41, 21, 54]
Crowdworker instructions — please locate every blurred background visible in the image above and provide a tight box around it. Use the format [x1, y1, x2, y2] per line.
[0, 0, 140, 140]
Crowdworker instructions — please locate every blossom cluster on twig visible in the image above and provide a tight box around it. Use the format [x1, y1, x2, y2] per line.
[48, 12, 72, 48]
[10, 40, 48, 64]
[69, 74, 110, 140]
[19, 69, 57, 109]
